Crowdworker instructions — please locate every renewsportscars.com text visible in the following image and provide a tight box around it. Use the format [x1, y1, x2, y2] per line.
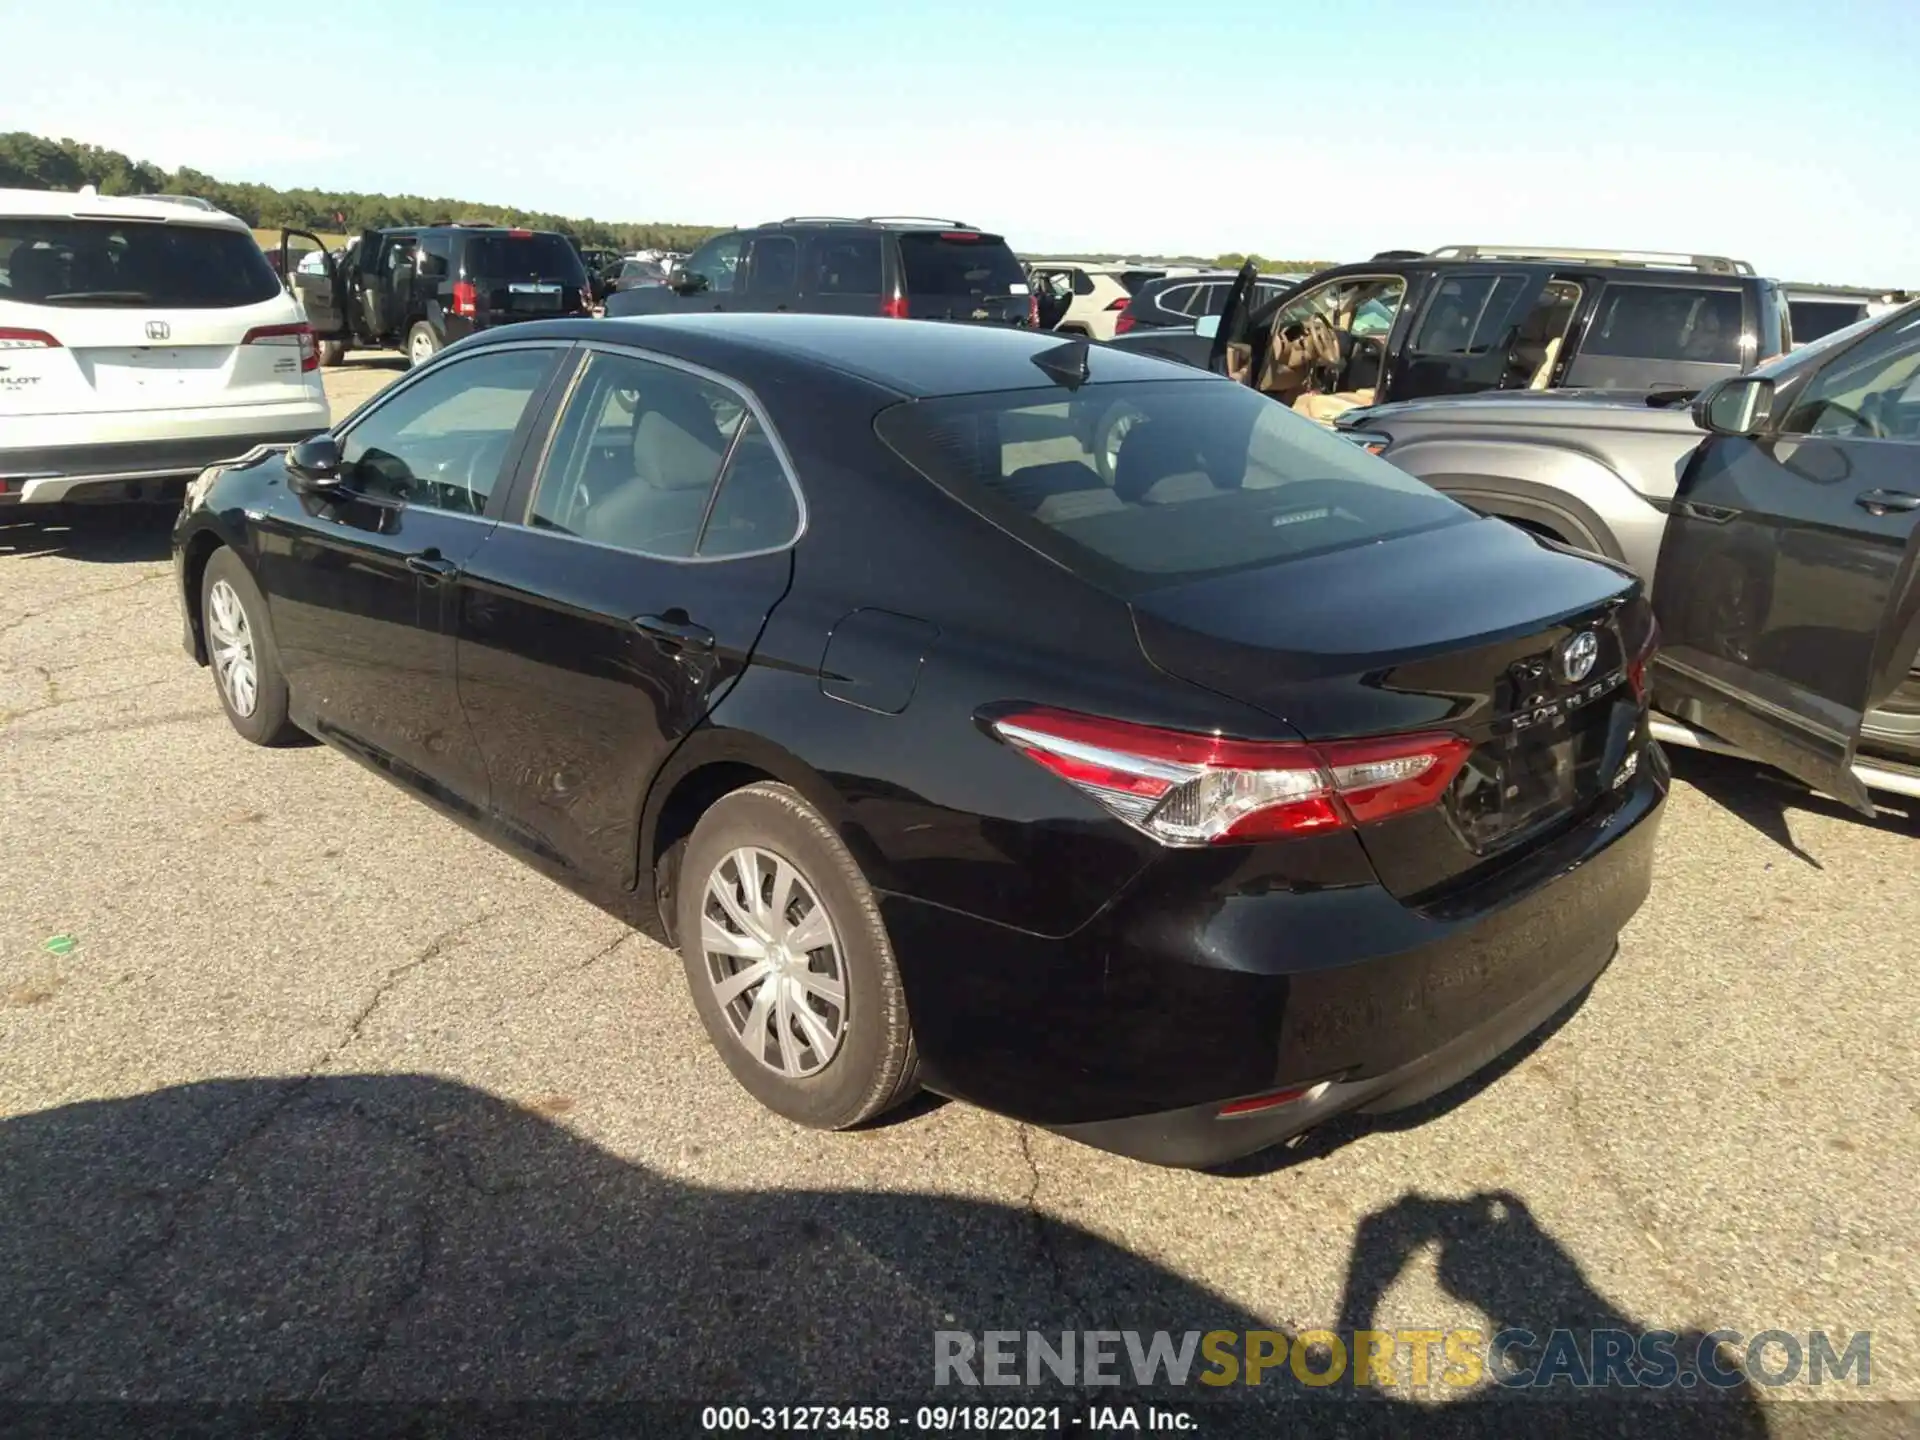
[933, 1328, 1871, 1391]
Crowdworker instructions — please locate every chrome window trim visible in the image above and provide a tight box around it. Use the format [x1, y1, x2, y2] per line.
[508, 339, 809, 566]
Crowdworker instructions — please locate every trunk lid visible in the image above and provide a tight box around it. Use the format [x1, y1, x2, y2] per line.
[1130, 518, 1650, 901]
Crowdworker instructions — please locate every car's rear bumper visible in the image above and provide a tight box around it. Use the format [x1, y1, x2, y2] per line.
[1, 426, 323, 504]
[881, 752, 1667, 1168]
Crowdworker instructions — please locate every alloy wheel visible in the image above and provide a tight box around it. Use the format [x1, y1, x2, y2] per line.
[207, 578, 258, 718]
[701, 845, 847, 1077]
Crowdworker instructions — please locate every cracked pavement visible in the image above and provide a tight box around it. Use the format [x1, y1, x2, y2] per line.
[0, 358, 1916, 1425]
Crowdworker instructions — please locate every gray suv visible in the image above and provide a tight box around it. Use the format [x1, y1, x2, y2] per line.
[1339, 303, 1920, 802]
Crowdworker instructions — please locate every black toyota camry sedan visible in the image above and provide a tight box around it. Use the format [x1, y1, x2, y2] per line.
[174, 314, 1668, 1167]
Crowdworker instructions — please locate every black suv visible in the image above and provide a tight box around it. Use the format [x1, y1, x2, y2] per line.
[282, 224, 592, 367]
[604, 217, 1035, 327]
[1110, 246, 1792, 420]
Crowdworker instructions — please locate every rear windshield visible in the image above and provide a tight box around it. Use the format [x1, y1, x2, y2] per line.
[1582, 284, 1744, 365]
[462, 233, 587, 282]
[0, 218, 280, 308]
[876, 380, 1469, 594]
[896, 233, 1027, 297]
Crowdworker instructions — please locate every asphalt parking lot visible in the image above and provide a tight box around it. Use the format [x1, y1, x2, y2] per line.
[1, 354, 1916, 1429]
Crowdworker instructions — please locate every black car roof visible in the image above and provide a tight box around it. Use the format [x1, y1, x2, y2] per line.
[475, 313, 1217, 398]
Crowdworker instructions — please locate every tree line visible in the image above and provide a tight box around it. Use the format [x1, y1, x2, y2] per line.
[0, 132, 727, 252]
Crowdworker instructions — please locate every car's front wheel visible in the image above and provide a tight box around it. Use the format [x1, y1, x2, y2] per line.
[676, 782, 919, 1130]
[406, 321, 441, 368]
[201, 547, 299, 746]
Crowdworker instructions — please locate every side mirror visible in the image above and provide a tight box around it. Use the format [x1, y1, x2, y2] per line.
[1692, 375, 1774, 437]
[286, 434, 346, 493]
[1193, 315, 1221, 341]
[671, 269, 710, 295]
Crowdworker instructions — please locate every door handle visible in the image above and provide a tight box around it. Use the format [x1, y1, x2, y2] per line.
[405, 550, 458, 580]
[632, 613, 716, 653]
[1856, 488, 1920, 516]
[1676, 500, 1739, 524]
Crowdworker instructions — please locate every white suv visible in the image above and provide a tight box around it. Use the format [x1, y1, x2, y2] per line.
[1027, 262, 1167, 341]
[1, 186, 330, 507]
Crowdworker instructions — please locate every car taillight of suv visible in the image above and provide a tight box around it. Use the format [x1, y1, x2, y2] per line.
[1113, 301, 1137, 336]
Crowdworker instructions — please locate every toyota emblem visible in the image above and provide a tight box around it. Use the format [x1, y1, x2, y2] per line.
[145, 320, 171, 341]
[1555, 630, 1600, 684]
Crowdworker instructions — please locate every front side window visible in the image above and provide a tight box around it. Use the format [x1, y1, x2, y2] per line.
[1780, 311, 1920, 440]
[339, 347, 554, 513]
[1582, 284, 1744, 364]
[0, 218, 280, 308]
[682, 233, 744, 295]
[877, 379, 1467, 593]
[1276, 275, 1406, 339]
[529, 351, 742, 557]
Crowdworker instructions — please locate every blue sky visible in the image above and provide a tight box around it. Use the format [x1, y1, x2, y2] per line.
[4, 0, 1914, 285]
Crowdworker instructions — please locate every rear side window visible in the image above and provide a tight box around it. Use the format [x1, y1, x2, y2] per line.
[896, 233, 1027, 297]
[803, 235, 882, 295]
[0, 218, 279, 308]
[1582, 284, 1744, 364]
[877, 380, 1467, 593]
[1788, 300, 1868, 346]
[1154, 283, 1199, 317]
[462, 233, 587, 283]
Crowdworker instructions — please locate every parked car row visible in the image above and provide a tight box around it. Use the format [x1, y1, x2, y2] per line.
[7, 179, 1916, 1170]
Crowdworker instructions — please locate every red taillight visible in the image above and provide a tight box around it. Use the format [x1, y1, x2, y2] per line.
[1113, 307, 1136, 335]
[987, 706, 1472, 845]
[1627, 614, 1661, 702]
[508, 228, 533, 238]
[452, 281, 478, 318]
[880, 294, 909, 319]
[1105, 297, 1130, 310]
[241, 321, 318, 373]
[1218, 1086, 1312, 1118]
[0, 327, 61, 349]
[940, 231, 980, 241]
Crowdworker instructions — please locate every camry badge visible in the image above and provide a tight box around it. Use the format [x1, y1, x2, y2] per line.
[145, 320, 170, 341]
[1555, 630, 1600, 684]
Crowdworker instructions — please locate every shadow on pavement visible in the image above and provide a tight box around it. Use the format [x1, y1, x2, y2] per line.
[1666, 747, 1918, 864]
[0, 1074, 1784, 1437]
[0, 505, 176, 564]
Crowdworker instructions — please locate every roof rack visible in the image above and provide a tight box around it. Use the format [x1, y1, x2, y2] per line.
[771, 215, 862, 225]
[860, 215, 973, 228]
[131, 193, 222, 212]
[1428, 245, 1755, 276]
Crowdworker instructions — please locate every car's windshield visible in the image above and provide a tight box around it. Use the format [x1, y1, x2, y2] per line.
[0, 218, 280, 308]
[877, 379, 1470, 595]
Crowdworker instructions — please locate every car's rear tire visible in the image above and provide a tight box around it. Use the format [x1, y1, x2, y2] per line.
[317, 338, 347, 368]
[676, 782, 919, 1130]
[406, 322, 441, 368]
[201, 547, 299, 746]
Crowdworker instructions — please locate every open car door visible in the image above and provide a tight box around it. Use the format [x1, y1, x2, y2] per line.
[1651, 308, 1920, 813]
[279, 228, 347, 345]
[1206, 260, 1261, 382]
